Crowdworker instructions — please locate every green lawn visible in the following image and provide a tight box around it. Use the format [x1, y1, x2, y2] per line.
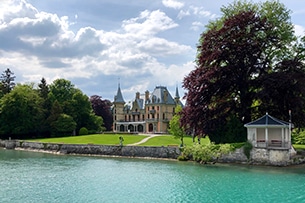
[28, 134, 211, 146]
[139, 136, 210, 146]
[29, 134, 148, 145]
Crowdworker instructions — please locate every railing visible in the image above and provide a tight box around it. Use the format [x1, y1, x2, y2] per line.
[149, 109, 156, 114]
[255, 140, 291, 149]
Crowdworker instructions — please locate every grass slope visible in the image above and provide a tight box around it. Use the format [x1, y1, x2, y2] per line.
[139, 136, 210, 146]
[30, 134, 148, 145]
[29, 134, 211, 146]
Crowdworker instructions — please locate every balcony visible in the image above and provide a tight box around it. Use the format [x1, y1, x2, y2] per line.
[149, 109, 156, 114]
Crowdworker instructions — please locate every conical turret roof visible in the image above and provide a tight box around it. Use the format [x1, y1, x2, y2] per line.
[114, 84, 125, 103]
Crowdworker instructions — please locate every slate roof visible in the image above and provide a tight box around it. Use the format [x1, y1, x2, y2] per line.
[175, 86, 180, 99]
[114, 85, 125, 103]
[147, 86, 176, 105]
[244, 113, 291, 127]
[135, 98, 144, 109]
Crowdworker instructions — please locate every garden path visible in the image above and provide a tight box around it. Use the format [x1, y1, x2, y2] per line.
[127, 134, 165, 146]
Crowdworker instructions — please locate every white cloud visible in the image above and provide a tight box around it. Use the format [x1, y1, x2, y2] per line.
[122, 10, 178, 37]
[190, 21, 204, 31]
[0, 0, 196, 101]
[138, 37, 191, 56]
[190, 6, 218, 19]
[162, 0, 184, 10]
[177, 10, 190, 19]
[294, 24, 305, 37]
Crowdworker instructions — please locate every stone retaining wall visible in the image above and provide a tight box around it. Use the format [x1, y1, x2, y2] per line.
[0, 140, 180, 159]
[1, 140, 304, 166]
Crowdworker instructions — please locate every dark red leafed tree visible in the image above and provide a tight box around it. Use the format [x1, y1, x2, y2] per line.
[181, 11, 278, 143]
[259, 58, 305, 128]
[90, 95, 113, 131]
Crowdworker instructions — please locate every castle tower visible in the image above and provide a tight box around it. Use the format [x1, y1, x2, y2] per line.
[113, 83, 125, 132]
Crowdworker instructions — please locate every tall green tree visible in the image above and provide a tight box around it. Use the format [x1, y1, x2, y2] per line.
[181, 1, 304, 143]
[0, 68, 16, 95]
[169, 105, 186, 146]
[38, 77, 51, 136]
[48, 78, 102, 134]
[0, 84, 43, 139]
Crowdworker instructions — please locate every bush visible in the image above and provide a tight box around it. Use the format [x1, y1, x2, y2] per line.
[292, 129, 305, 144]
[243, 141, 253, 159]
[79, 127, 89, 135]
[177, 155, 188, 161]
[183, 143, 232, 163]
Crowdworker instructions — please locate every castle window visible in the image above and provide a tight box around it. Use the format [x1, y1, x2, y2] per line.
[148, 114, 150, 119]
[163, 113, 165, 120]
[157, 106, 159, 111]
[142, 115, 144, 121]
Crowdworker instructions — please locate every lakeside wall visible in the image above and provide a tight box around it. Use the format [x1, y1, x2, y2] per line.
[0, 140, 180, 159]
[1, 140, 305, 166]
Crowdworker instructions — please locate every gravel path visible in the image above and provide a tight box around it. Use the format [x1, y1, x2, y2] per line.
[127, 134, 165, 146]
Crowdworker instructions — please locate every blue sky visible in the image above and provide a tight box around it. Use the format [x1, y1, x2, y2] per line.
[0, 0, 304, 103]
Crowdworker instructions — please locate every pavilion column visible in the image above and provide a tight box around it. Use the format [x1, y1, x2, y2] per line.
[265, 127, 268, 147]
[281, 128, 284, 147]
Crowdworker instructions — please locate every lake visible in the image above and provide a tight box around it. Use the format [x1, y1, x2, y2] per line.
[1, 148, 305, 203]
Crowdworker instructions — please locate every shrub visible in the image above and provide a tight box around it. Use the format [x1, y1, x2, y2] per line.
[79, 127, 89, 135]
[177, 155, 188, 161]
[243, 141, 253, 159]
[292, 129, 305, 144]
[183, 143, 232, 163]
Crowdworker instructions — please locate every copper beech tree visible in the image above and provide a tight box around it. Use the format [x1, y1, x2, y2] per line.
[181, 2, 305, 143]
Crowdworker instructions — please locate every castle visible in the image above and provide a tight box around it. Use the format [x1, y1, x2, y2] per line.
[113, 85, 183, 133]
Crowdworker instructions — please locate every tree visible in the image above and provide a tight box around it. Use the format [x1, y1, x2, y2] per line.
[0, 84, 44, 139]
[50, 114, 77, 136]
[258, 57, 305, 127]
[48, 78, 77, 104]
[90, 95, 113, 131]
[48, 79, 102, 134]
[0, 68, 16, 95]
[38, 77, 51, 136]
[47, 100, 64, 137]
[181, 1, 304, 143]
[169, 105, 186, 146]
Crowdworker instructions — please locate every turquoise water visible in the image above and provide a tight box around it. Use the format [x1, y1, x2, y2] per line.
[1, 149, 305, 203]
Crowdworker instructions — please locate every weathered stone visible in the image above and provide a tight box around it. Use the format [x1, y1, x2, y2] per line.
[0, 139, 303, 166]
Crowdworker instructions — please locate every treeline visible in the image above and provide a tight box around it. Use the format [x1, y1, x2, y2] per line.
[0, 69, 113, 139]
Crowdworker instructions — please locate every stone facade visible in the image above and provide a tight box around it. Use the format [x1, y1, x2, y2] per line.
[113, 85, 183, 133]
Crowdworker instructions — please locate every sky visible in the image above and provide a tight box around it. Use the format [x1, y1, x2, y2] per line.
[1, 0, 305, 103]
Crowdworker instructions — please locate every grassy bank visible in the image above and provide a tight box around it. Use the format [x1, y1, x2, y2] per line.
[139, 136, 209, 146]
[29, 134, 148, 145]
[28, 134, 210, 146]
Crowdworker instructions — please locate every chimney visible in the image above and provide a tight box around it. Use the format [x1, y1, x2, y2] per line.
[136, 92, 140, 99]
